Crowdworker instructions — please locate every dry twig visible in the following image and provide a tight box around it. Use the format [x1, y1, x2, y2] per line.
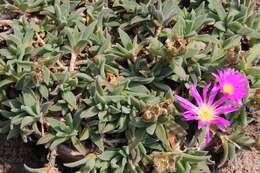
[69, 51, 78, 72]
[47, 148, 57, 173]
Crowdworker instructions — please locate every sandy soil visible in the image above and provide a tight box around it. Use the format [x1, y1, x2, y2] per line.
[0, 135, 45, 173]
[218, 149, 260, 173]
[218, 110, 260, 173]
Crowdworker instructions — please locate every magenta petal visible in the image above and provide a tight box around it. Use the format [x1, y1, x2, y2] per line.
[190, 84, 203, 106]
[175, 95, 196, 111]
[175, 80, 241, 144]
[205, 124, 211, 144]
[198, 121, 204, 129]
[233, 99, 243, 106]
[213, 96, 228, 108]
[216, 124, 226, 132]
[182, 112, 198, 120]
[215, 104, 238, 114]
[213, 117, 230, 131]
[203, 83, 211, 102]
[213, 117, 230, 126]
[208, 85, 219, 104]
[213, 68, 249, 103]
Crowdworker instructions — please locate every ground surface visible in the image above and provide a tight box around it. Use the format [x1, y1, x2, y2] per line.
[0, 112, 258, 173]
[218, 149, 260, 173]
[0, 135, 45, 173]
[0, 0, 259, 173]
[218, 110, 260, 173]
[217, 1, 260, 172]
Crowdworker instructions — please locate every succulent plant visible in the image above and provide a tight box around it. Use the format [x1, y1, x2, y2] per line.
[0, 0, 259, 173]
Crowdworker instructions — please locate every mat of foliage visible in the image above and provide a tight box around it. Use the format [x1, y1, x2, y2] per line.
[0, 0, 260, 173]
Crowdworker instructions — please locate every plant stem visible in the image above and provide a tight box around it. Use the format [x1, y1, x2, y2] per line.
[69, 51, 78, 72]
[0, 19, 12, 26]
[47, 148, 57, 173]
[75, 60, 89, 65]
[40, 115, 45, 137]
[56, 60, 68, 71]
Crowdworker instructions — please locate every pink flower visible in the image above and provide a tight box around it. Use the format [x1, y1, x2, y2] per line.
[175, 84, 238, 144]
[213, 68, 249, 105]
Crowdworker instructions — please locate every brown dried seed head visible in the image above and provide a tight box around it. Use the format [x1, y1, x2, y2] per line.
[255, 89, 260, 105]
[31, 63, 44, 82]
[153, 155, 170, 173]
[227, 47, 241, 65]
[160, 108, 168, 116]
[168, 131, 176, 149]
[255, 136, 260, 150]
[107, 73, 124, 86]
[162, 99, 172, 109]
[150, 105, 161, 115]
[143, 111, 154, 122]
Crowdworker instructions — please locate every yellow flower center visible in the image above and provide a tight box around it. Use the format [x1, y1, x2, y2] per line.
[196, 105, 215, 122]
[223, 84, 234, 95]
